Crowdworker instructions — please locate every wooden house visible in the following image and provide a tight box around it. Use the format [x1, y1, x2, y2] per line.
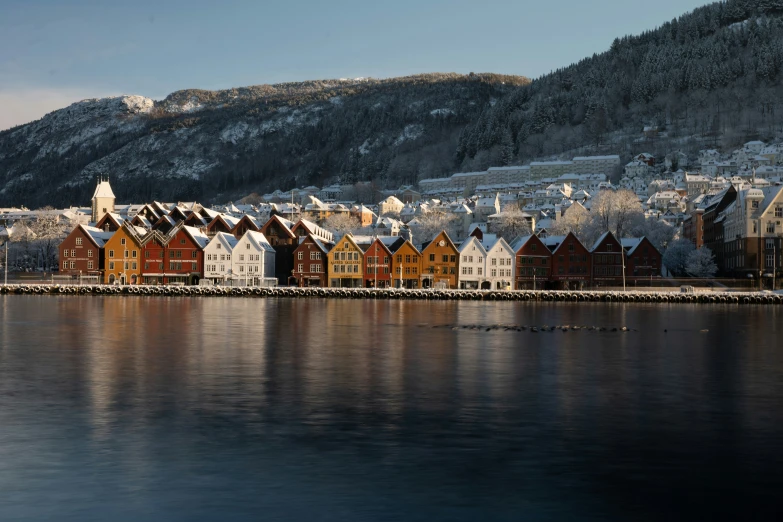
[58, 225, 112, 279]
[328, 234, 364, 288]
[233, 231, 277, 286]
[419, 231, 459, 289]
[103, 222, 147, 284]
[260, 215, 298, 285]
[389, 238, 422, 289]
[545, 232, 591, 290]
[590, 231, 625, 288]
[292, 234, 331, 287]
[511, 234, 552, 290]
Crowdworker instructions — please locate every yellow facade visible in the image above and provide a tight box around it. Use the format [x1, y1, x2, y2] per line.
[328, 235, 364, 287]
[103, 225, 143, 284]
[420, 231, 459, 289]
[391, 240, 422, 289]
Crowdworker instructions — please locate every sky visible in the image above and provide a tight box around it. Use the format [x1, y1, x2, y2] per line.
[0, 0, 711, 130]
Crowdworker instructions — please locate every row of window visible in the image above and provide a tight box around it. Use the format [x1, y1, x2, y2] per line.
[428, 254, 457, 263]
[490, 258, 511, 266]
[62, 261, 93, 270]
[518, 257, 547, 266]
[396, 266, 419, 275]
[108, 250, 138, 258]
[334, 252, 360, 261]
[490, 269, 512, 278]
[333, 264, 360, 273]
[462, 255, 484, 264]
[462, 266, 484, 276]
[395, 254, 420, 264]
[296, 264, 324, 273]
[63, 249, 93, 258]
[107, 262, 138, 271]
[297, 252, 323, 260]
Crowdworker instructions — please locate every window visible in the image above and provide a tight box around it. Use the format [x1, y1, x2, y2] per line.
[450, 255, 456, 263]
[767, 222, 776, 234]
[463, 255, 467, 262]
[86, 250, 93, 258]
[87, 261, 93, 270]
[192, 251, 198, 259]
[71, 250, 76, 257]
[298, 263, 304, 272]
[145, 251, 150, 258]
[569, 243, 575, 252]
[132, 250, 137, 258]
[776, 206, 783, 218]
[405, 267, 411, 275]
[120, 238, 126, 245]
[491, 258, 497, 266]
[132, 262, 137, 270]
[70, 261, 75, 269]
[396, 255, 402, 263]
[477, 267, 483, 276]
[109, 250, 115, 258]
[109, 262, 115, 270]
[180, 239, 186, 244]
[491, 269, 497, 277]
[145, 263, 149, 270]
[124, 250, 129, 258]
[63, 250, 68, 258]
[384, 256, 389, 264]
[75, 238, 82, 245]
[441, 267, 448, 274]
[412, 256, 418, 263]
[124, 262, 129, 270]
[298, 252, 304, 260]
[429, 254, 435, 262]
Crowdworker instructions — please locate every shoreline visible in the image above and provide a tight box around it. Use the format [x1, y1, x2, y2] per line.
[0, 284, 781, 304]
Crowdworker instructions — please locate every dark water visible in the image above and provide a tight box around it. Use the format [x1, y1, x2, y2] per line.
[1, 296, 782, 521]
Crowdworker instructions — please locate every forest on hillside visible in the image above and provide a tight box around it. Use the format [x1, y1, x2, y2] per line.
[456, 0, 783, 172]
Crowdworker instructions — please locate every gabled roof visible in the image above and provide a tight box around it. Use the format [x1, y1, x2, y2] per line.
[297, 233, 331, 254]
[78, 225, 114, 248]
[591, 231, 622, 252]
[458, 235, 486, 254]
[181, 225, 210, 249]
[243, 230, 277, 253]
[485, 237, 514, 256]
[388, 237, 421, 255]
[207, 231, 238, 252]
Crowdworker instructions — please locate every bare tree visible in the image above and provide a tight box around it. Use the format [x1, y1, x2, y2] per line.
[29, 207, 68, 270]
[685, 247, 718, 278]
[663, 238, 695, 277]
[407, 211, 458, 245]
[323, 213, 361, 236]
[491, 209, 532, 241]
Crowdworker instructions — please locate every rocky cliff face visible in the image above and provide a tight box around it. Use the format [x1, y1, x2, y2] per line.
[0, 74, 528, 207]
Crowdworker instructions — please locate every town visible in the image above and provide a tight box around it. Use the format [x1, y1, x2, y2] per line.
[1, 142, 783, 291]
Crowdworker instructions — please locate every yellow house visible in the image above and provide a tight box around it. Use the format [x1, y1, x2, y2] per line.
[389, 238, 422, 289]
[103, 222, 146, 284]
[328, 234, 364, 287]
[420, 231, 459, 289]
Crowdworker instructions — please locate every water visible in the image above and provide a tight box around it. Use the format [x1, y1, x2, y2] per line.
[1, 296, 782, 521]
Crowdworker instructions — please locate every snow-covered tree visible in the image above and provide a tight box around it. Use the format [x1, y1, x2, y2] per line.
[630, 218, 678, 252]
[685, 247, 718, 278]
[407, 212, 458, 245]
[28, 207, 68, 270]
[663, 238, 696, 277]
[491, 209, 532, 241]
[323, 213, 361, 235]
[549, 203, 593, 243]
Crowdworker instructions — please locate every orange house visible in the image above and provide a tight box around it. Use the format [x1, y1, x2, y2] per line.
[389, 237, 422, 289]
[420, 231, 459, 289]
[103, 222, 147, 284]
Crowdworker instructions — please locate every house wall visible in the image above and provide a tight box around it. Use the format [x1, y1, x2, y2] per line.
[103, 228, 141, 284]
[59, 228, 103, 277]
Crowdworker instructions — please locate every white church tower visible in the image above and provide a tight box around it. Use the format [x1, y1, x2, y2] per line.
[91, 176, 116, 223]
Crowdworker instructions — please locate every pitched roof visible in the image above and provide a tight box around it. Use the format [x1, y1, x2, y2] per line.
[92, 180, 115, 199]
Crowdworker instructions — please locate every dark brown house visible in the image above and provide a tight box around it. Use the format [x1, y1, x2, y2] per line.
[292, 234, 331, 287]
[58, 225, 112, 279]
[511, 234, 552, 290]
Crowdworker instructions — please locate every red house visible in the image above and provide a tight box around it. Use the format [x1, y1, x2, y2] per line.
[58, 225, 113, 279]
[545, 232, 591, 290]
[623, 237, 662, 281]
[511, 234, 552, 290]
[140, 224, 209, 285]
[357, 237, 395, 288]
[231, 215, 261, 239]
[292, 234, 332, 287]
[590, 231, 626, 288]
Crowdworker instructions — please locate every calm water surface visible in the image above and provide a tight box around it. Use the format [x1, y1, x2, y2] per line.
[1, 296, 782, 521]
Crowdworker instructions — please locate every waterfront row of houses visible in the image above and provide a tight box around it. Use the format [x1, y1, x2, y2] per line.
[59, 209, 661, 290]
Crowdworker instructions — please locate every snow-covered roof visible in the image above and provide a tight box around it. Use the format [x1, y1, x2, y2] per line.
[92, 180, 115, 199]
[182, 225, 210, 249]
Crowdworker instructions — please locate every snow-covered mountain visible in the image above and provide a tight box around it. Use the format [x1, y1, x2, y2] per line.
[0, 74, 528, 207]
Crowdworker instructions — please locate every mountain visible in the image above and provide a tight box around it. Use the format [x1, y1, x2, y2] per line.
[0, 73, 528, 207]
[456, 0, 783, 172]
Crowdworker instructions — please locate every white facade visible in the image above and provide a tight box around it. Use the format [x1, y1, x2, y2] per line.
[204, 232, 238, 283]
[457, 237, 486, 289]
[232, 231, 277, 286]
[484, 238, 515, 290]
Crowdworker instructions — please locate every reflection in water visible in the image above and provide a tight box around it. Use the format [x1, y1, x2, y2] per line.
[0, 296, 782, 521]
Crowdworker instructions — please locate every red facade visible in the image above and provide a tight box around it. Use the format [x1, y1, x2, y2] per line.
[361, 239, 393, 288]
[591, 232, 625, 287]
[292, 235, 330, 287]
[625, 238, 662, 279]
[140, 227, 205, 284]
[58, 226, 105, 277]
[514, 235, 552, 290]
[549, 233, 592, 289]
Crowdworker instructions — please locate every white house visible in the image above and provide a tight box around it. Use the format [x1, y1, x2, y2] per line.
[233, 231, 277, 286]
[204, 232, 238, 284]
[484, 238, 515, 290]
[457, 236, 486, 289]
[378, 195, 404, 216]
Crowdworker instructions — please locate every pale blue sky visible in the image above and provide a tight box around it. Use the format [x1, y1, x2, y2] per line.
[0, 0, 710, 129]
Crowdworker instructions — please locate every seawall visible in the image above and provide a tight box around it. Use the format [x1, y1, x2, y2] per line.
[1, 284, 782, 304]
